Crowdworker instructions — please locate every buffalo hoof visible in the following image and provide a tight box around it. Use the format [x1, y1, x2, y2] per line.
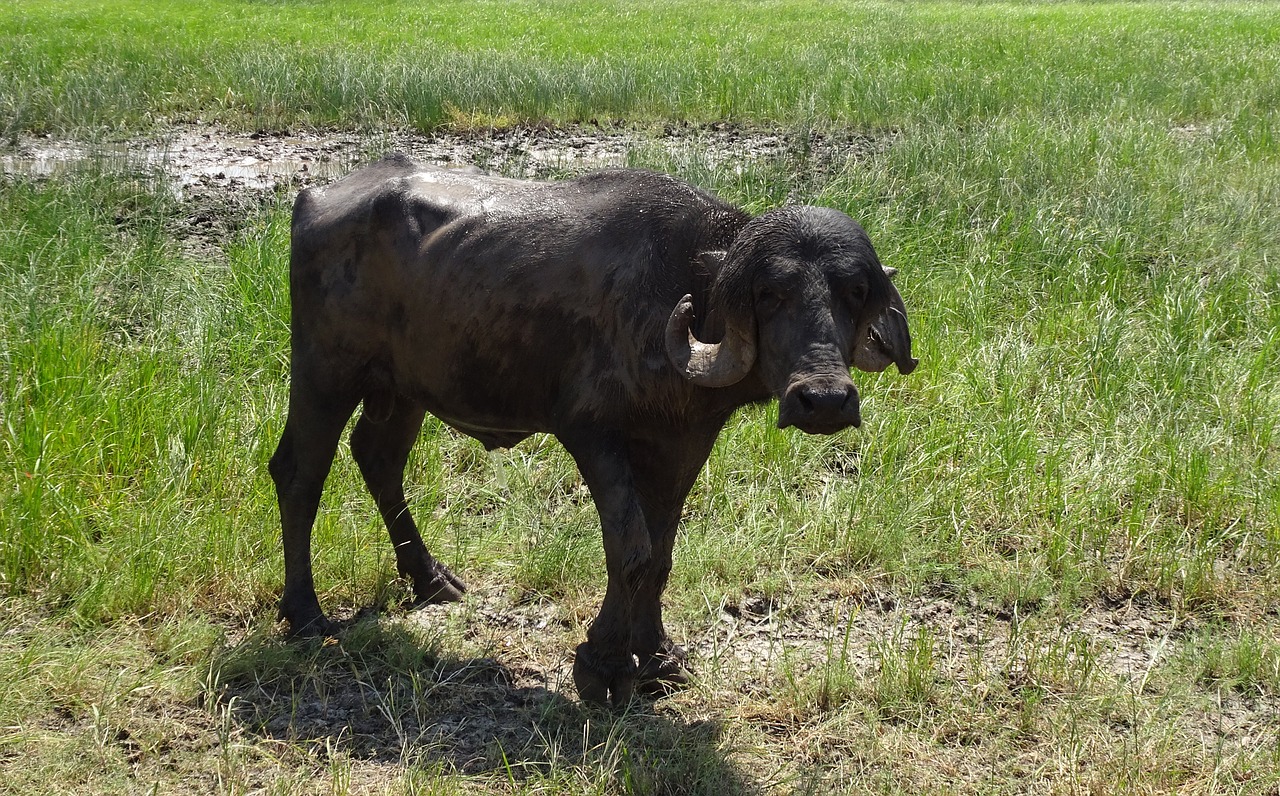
[573, 642, 638, 708]
[279, 604, 337, 638]
[406, 559, 468, 605]
[636, 644, 693, 697]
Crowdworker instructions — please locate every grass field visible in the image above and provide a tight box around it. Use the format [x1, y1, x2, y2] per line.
[2, 1, 1279, 793]
[4, 0, 1280, 134]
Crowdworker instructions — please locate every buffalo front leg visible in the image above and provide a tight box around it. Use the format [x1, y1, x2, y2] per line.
[628, 430, 720, 696]
[269, 389, 358, 636]
[350, 401, 466, 604]
[560, 431, 650, 707]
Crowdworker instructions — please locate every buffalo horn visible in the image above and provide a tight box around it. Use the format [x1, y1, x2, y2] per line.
[665, 294, 757, 387]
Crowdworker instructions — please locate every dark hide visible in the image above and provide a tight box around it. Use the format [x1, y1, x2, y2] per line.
[269, 155, 916, 706]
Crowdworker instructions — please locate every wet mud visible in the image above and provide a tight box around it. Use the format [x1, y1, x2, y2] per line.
[1, 122, 886, 199]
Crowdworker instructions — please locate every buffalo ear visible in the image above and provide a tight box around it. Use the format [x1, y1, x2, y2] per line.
[688, 250, 728, 322]
[853, 280, 917, 375]
[698, 250, 728, 273]
[882, 265, 898, 278]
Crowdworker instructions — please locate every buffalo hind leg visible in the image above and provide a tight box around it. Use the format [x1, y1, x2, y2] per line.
[270, 389, 359, 636]
[350, 400, 466, 605]
[628, 430, 720, 696]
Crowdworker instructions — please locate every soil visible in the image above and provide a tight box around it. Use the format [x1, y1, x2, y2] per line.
[3, 121, 887, 266]
[1, 122, 887, 198]
[205, 580, 1278, 787]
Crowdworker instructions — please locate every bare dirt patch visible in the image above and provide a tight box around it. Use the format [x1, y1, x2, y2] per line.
[3, 122, 889, 266]
[1, 122, 888, 198]
[203, 577, 1278, 790]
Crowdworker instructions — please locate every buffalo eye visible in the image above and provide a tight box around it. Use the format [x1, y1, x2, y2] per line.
[842, 280, 869, 309]
[754, 286, 784, 316]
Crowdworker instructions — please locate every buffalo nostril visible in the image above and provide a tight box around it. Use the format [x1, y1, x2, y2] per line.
[781, 381, 861, 433]
[841, 386, 859, 412]
[797, 385, 850, 415]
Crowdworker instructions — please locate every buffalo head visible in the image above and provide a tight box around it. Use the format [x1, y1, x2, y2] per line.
[666, 206, 916, 433]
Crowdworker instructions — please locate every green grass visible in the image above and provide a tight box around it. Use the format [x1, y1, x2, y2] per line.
[2, 0, 1280, 793]
[3, 0, 1280, 135]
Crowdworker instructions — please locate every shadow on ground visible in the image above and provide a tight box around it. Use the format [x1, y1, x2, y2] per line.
[212, 614, 751, 793]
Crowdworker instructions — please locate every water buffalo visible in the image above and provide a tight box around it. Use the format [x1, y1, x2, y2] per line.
[269, 155, 916, 706]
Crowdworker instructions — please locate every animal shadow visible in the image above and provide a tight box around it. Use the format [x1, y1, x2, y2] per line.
[212, 615, 752, 794]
